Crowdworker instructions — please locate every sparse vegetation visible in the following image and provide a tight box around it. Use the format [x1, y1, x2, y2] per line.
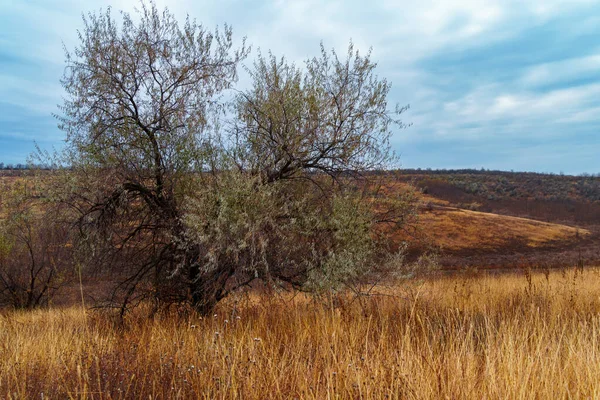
[0, 176, 74, 309]
[399, 169, 600, 225]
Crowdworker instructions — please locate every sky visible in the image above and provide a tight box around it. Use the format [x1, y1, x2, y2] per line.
[1, 0, 599, 174]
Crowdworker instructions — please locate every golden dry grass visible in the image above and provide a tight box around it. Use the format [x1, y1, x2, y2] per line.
[418, 208, 589, 251]
[2, 268, 600, 399]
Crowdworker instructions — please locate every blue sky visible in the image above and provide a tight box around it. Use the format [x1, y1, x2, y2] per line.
[1, 0, 599, 174]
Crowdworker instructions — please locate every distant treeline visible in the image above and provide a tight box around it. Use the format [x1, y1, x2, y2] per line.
[397, 169, 600, 201]
[2, 163, 598, 178]
[0, 163, 59, 171]
[396, 168, 600, 178]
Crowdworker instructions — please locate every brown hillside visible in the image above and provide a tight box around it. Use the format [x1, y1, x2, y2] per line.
[380, 177, 599, 269]
[417, 207, 589, 252]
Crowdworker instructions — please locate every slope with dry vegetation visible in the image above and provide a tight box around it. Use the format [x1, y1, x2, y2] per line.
[419, 207, 588, 252]
[378, 175, 600, 269]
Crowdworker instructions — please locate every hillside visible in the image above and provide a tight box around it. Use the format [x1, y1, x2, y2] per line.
[395, 169, 600, 226]
[386, 170, 600, 270]
[419, 207, 587, 252]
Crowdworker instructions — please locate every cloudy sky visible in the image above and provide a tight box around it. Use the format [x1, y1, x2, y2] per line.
[1, 0, 599, 173]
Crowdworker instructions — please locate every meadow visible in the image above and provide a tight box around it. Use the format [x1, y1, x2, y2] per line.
[2, 2, 600, 398]
[2, 268, 600, 399]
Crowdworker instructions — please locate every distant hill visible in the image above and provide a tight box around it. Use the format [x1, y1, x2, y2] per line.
[384, 169, 600, 270]
[394, 169, 600, 226]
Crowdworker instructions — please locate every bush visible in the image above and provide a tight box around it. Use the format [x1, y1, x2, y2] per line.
[0, 179, 73, 308]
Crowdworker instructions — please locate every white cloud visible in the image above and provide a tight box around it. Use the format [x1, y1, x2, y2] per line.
[521, 53, 600, 88]
[417, 81, 600, 145]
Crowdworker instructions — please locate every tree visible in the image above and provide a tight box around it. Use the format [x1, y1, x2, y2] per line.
[0, 179, 73, 309]
[57, 1, 416, 316]
[197, 46, 417, 295]
[57, 2, 249, 314]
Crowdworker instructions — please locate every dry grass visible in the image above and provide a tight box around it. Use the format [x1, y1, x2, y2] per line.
[2, 268, 600, 399]
[418, 208, 589, 251]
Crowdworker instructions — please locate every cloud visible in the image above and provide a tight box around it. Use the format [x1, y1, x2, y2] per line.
[521, 53, 600, 89]
[1, 0, 599, 173]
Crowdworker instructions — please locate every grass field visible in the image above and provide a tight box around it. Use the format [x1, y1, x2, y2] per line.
[2, 268, 600, 399]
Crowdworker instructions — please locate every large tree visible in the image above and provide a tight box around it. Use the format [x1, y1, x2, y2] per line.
[58, 2, 249, 314]
[58, 2, 415, 315]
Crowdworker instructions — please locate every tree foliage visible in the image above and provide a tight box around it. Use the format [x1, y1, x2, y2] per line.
[229, 46, 407, 182]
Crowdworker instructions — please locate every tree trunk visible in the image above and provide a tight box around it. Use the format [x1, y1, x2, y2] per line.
[189, 264, 233, 315]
